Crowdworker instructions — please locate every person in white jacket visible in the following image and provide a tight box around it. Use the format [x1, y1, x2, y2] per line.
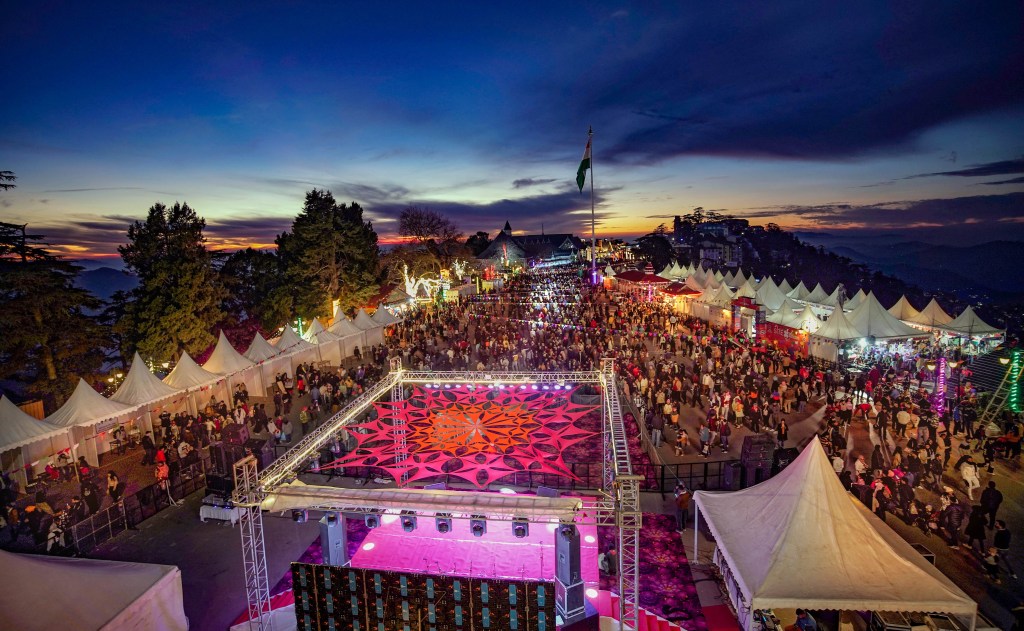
[961, 458, 981, 500]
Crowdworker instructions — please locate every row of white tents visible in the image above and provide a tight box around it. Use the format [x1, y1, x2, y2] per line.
[0, 307, 402, 490]
[641, 262, 1003, 361]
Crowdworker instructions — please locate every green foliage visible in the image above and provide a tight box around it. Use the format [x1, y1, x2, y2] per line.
[276, 190, 380, 319]
[635, 227, 675, 270]
[0, 222, 108, 410]
[219, 247, 292, 331]
[465, 230, 491, 256]
[117, 202, 226, 363]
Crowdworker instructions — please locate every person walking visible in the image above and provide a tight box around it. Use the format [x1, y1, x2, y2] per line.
[993, 520, 1018, 579]
[964, 506, 988, 553]
[650, 412, 664, 448]
[980, 481, 1003, 529]
[777, 419, 789, 449]
[155, 462, 180, 507]
[961, 458, 981, 500]
[298, 406, 311, 437]
[140, 431, 156, 466]
[674, 484, 691, 531]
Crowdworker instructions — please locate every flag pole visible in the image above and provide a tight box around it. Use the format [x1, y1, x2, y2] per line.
[589, 125, 596, 284]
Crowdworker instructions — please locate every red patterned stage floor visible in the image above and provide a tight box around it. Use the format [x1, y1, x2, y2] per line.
[350, 510, 600, 586]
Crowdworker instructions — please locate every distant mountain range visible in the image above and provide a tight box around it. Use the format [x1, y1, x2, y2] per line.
[793, 233, 1024, 301]
[76, 267, 137, 301]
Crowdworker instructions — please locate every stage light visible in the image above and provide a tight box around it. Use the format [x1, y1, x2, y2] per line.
[292, 510, 308, 523]
[400, 511, 417, 532]
[559, 523, 577, 538]
[499, 487, 516, 494]
[543, 385, 550, 390]
[585, 588, 599, 599]
[554, 385, 562, 390]
[362, 542, 375, 551]
[325, 512, 338, 524]
[512, 518, 530, 538]
[532, 384, 538, 390]
[470, 515, 487, 537]
[364, 513, 381, 529]
[435, 513, 453, 534]
[444, 384, 451, 389]
[584, 535, 596, 544]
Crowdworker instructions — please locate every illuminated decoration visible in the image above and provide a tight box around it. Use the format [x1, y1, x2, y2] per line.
[402, 259, 471, 300]
[932, 356, 947, 415]
[322, 386, 598, 488]
[1010, 350, 1022, 413]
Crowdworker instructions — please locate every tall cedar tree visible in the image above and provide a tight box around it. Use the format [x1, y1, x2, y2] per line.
[0, 222, 108, 410]
[118, 202, 225, 363]
[276, 190, 380, 318]
[220, 247, 293, 332]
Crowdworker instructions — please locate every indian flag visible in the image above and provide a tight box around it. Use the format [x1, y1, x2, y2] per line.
[576, 137, 591, 192]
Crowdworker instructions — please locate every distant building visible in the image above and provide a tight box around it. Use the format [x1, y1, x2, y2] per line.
[476, 221, 583, 269]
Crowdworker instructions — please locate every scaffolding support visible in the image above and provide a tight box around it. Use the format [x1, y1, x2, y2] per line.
[389, 356, 409, 482]
[234, 455, 273, 631]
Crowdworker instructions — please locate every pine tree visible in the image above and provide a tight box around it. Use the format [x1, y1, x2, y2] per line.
[0, 222, 108, 410]
[277, 190, 380, 318]
[118, 202, 226, 363]
[220, 247, 292, 331]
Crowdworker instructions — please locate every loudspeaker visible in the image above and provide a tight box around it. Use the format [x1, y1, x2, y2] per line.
[556, 579, 586, 622]
[210, 441, 246, 474]
[244, 437, 275, 470]
[555, 524, 582, 585]
[205, 473, 235, 497]
[320, 513, 349, 566]
[222, 423, 250, 446]
[722, 462, 742, 491]
[537, 486, 561, 498]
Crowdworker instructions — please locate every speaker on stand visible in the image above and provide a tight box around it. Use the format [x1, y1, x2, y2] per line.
[555, 523, 585, 624]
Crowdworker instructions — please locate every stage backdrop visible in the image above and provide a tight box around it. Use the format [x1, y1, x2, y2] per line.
[292, 563, 557, 631]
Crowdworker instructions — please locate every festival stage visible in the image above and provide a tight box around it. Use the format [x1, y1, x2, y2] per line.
[350, 510, 601, 586]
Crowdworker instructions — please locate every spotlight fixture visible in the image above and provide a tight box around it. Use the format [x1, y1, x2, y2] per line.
[512, 518, 530, 539]
[470, 514, 487, 537]
[324, 512, 338, 525]
[435, 513, 453, 534]
[1000, 356, 1011, 365]
[364, 512, 382, 529]
[559, 522, 577, 538]
[400, 510, 418, 533]
[292, 509, 308, 523]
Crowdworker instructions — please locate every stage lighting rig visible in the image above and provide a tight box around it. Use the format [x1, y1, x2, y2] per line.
[470, 514, 487, 537]
[512, 517, 530, 539]
[401, 510, 418, 532]
[435, 513, 453, 534]
[364, 512, 382, 529]
[292, 509, 308, 523]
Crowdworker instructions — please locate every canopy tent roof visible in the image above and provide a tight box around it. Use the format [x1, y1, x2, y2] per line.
[660, 282, 702, 297]
[821, 286, 842, 308]
[756, 277, 789, 312]
[777, 278, 793, 295]
[111, 352, 181, 406]
[787, 280, 811, 301]
[46, 379, 134, 428]
[713, 269, 725, 282]
[795, 306, 823, 333]
[274, 326, 315, 352]
[767, 301, 802, 328]
[658, 264, 675, 280]
[812, 305, 863, 342]
[603, 265, 616, 278]
[705, 284, 735, 308]
[244, 332, 281, 363]
[804, 283, 831, 305]
[203, 332, 256, 374]
[847, 293, 926, 340]
[888, 296, 921, 322]
[734, 280, 758, 300]
[0, 549, 188, 631]
[353, 308, 382, 330]
[670, 261, 686, 278]
[371, 307, 401, 327]
[907, 298, 954, 327]
[303, 318, 342, 343]
[722, 270, 735, 286]
[163, 352, 220, 389]
[732, 268, 748, 288]
[328, 317, 363, 338]
[684, 275, 706, 292]
[845, 288, 867, 311]
[0, 396, 67, 452]
[693, 438, 976, 616]
[940, 306, 1004, 337]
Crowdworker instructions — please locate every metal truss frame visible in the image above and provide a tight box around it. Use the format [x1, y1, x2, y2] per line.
[236, 361, 639, 628]
[234, 455, 272, 631]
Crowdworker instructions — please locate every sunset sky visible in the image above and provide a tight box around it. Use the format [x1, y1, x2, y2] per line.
[2, 2, 1022, 260]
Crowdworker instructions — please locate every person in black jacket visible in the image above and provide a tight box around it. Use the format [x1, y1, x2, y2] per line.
[993, 520, 1017, 579]
[943, 500, 966, 548]
[980, 481, 1003, 529]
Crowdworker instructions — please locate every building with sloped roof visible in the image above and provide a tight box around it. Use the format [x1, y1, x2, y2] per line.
[477, 221, 583, 269]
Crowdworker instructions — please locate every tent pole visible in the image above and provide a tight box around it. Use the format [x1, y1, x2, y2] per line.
[969, 612, 976, 631]
[693, 504, 700, 563]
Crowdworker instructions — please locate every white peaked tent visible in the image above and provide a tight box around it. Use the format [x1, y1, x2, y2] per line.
[659, 264, 675, 280]
[756, 277, 789, 312]
[245, 332, 280, 363]
[46, 379, 135, 466]
[795, 306, 823, 333]
[734, 280, 757, 300]
[940, 306, 1004, 337]
[845, 288, 867, 311]
[275, 326, 315, 353]
[328, 316, 367, 358]
[0, 550, 188, 631]
[111, 353, 182, 431]
[684, 275, 706, 293]
[693, 438, 976, 631]
[204, 332, 256, 374]
[163, 352, 219, 389]
[371, 307, 401, 327]
[821, 286, 842, 308]
[354, 308, 384, 347]
[733, 268, 748, 288]
[908, 298, 954, 328]
[0, 396, 71, 488]
[713, 269, 725, 282]
[888, 296, 921, 322]
[804, 283, 831, 305]
[723, 270, 735, 286]
[203, 332, 264, 398]
[670, 261, 686, 279]
[847, 293, 925, 340]
[767, 301, 801, 328]
[777, 278, 793, 296]
[163, 352, 225, 417]
[112, 353, 181, 406]
[304, 319, 345, 365]
[810, 307, 863, 362]
[603, 264, 616, 278]
[787, 280, 811, 301]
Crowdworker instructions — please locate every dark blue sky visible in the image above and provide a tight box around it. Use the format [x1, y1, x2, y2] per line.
[2, 2, 1022, 258]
